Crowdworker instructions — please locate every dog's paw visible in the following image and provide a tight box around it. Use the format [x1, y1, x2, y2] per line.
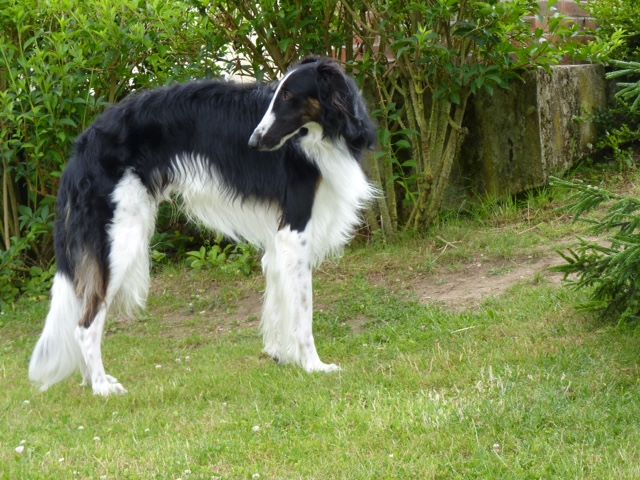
[92, 377, 127, 396]
[262, 348, 288, 365]
[304, 361, 342, 373]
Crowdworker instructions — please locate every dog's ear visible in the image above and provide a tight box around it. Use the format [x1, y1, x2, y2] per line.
[299, 56, 321, 66]
[316, 61, 350, 114]
[316, 61, 376, 153]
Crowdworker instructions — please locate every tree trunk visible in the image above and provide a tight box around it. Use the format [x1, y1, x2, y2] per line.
[407, 91, 470, 231]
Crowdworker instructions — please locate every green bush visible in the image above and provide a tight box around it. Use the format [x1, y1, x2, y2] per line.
[0, 0, 223, 306]
[0, 0, 593, 307]
[585, 60, 640, 170]
[581, 1, 640, 169]
[186, 239, 258, 277]
[586, 0, 640, 61]
[553, 3, 640, 322]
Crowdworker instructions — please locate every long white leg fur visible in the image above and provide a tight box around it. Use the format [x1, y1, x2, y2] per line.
[261, 224, 340, 372]
[76, 170, 156, 396]
[28, 273, 86, 391]
[30, 171, 155, 396]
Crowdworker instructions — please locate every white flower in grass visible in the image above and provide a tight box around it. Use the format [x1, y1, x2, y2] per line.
[252, 425, 260, 433]
[252, 474, 260, 480]
[15, 445, 25, 454]
[58, 457, 65, 463]
[78, 425, 84, 430]
[155, 364, 162, 369]
[93, 436, 101, 442]
[22, 400, 30, 406]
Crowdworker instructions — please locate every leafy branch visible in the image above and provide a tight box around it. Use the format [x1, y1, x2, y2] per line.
[552, 177, 640, 322]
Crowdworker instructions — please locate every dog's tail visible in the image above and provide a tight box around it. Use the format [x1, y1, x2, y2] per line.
[28, 272, 84, 391]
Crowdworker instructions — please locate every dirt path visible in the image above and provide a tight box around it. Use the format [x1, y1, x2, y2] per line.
[410, 253, 566, 311]
[149, 244, 578, 334]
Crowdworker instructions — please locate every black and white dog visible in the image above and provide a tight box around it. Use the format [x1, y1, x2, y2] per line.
[29, 57, 376, 396]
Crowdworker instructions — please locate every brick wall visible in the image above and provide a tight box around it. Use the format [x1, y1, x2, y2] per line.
[522, 0, 597, 63]
[524, 0, 596, 35]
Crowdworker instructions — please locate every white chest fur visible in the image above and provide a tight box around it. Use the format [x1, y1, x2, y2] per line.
[299, 124, 376, 264]
[169, 155, 281, 250]
[171, 128, 374, 262]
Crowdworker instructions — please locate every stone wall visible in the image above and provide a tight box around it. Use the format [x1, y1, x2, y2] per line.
[452, 64, 607, 198]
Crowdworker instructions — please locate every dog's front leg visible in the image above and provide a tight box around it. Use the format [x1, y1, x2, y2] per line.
[261, 224, 340, 372]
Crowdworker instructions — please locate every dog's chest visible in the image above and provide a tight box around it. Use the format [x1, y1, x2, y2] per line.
[303, 139, 374, 263]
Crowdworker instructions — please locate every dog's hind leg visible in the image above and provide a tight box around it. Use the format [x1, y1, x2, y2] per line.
[75, 304, 126, 395]
[77, 170, 156, 396]
[66, 246, 126, 395]
[106, 170, 157, 319]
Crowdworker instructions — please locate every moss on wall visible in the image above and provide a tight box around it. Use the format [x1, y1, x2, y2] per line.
[452, 64, 606, 200]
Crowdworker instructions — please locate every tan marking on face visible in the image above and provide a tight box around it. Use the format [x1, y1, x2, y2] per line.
[303, 98, 322, 123]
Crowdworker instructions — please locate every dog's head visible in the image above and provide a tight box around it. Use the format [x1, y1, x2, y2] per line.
[248, 57, 376, 157]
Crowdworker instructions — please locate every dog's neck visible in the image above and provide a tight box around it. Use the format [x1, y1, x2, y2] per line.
[297, 123, 376, 263]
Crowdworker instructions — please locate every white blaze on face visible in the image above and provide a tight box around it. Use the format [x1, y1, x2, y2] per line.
[250, 70, 295, 143]
[251, 111, 276, 141]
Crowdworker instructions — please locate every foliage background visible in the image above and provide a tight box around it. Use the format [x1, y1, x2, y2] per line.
[0, 0, 224, 303]
[0, 0, 621, 307]
[586, 0, 639, 62]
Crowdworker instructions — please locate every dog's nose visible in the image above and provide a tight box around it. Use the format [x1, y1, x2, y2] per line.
[248, 132, 260, 149]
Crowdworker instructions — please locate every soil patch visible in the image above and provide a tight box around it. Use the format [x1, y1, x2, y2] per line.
[369, 237, 604, 312]
[412, 254, 565, 311]
[148, 273, 264, 339]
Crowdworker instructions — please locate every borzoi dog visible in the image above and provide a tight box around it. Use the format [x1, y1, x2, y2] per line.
[29, 57, 376, 396]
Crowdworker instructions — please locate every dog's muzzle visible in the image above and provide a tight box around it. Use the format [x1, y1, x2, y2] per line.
[248, 131, 261, 149]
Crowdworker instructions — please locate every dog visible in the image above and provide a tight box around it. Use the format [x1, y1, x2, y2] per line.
[28, 57, 376, 396]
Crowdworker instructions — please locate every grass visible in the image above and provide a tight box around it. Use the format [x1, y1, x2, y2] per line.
[2, 174, 640, 479]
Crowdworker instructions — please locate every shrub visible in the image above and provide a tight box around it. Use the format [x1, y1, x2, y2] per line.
[579, 1, 640, 169]
[186, 239, 258, 277]
[553, 178, 640, 322]
[0, 0, 223, 305]
[0, 0, 593, 306]
[586, 0, 640, 61]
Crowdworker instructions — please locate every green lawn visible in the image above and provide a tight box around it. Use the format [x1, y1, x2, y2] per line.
[2, 184, 640, 479]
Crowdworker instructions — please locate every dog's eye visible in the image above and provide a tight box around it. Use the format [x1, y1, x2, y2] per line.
[281, 89, 292, 101]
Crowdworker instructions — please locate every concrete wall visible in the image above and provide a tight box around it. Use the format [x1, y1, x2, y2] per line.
[453, 64, 607, 198]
